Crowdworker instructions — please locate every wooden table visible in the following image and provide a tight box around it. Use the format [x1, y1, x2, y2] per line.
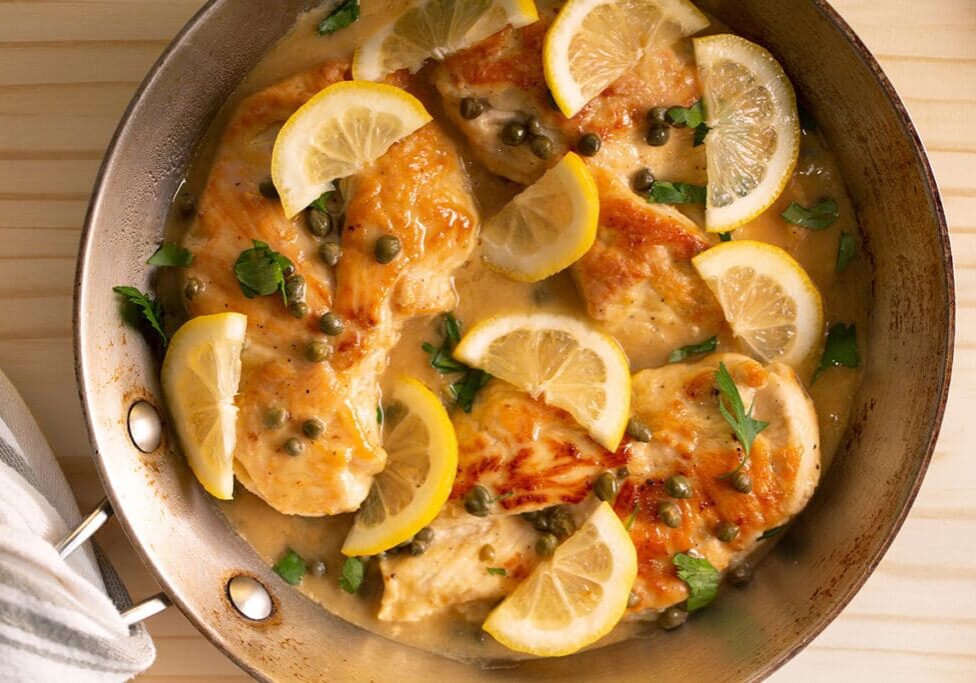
[1, 1, 973, 680]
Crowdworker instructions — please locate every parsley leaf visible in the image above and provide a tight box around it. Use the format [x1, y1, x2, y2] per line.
[625, 502, 639, 531]
[318, 0, 359, 35]
[836, 231, 856, 272]
[147, 242, 193, 267]
[719, 231, 732, 242]
[273, 549, 307, 586]
[486, 567, 507, 576]
[759, 524, 787, 540]
[667, 100, 705, 129]
[813, 323, 858, 382]
[668, 336, 718, 363]
[422, 313, 491, 413]
[781, 199, 838, 230]
[715, 362, 769, 472]
[648, 181, 707, 205]
[310, 190, 334, 213]
[673, 552, 719, 612]
[113, 286, 167, 346]
[339, 557, 365, 594]
[234, 240, 292, 302]
[693, 123, 710, 147]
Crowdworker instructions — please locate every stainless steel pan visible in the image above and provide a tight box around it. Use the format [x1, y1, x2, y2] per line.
[73, 1, 954, 679]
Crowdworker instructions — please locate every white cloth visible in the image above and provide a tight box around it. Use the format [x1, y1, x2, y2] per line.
[0, 368, 155, 681]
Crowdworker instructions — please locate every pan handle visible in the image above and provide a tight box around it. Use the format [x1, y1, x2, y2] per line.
[57, 498, 172, 626]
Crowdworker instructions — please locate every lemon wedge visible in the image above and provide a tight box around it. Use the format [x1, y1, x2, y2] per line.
[481, 152, 598, 282]
[692, 240, 823, 368]
[271, 81, 431, 218]
[342, 377, 458, 557]
[544, 0, 708, 118]
[483, 502, 637, 656]
[352, 0, 539, 82]
[453, 313, 630, 451]
[161, 313, 247, 500]
[695, 34, 800, 232]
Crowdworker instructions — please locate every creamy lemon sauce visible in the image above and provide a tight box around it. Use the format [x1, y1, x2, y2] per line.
[165, 0, 869, 662]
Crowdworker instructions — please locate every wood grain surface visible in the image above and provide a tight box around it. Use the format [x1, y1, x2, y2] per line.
[0, 1, 973, 680]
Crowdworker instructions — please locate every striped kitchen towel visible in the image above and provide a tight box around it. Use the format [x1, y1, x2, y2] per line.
[0, 368, 154, 682]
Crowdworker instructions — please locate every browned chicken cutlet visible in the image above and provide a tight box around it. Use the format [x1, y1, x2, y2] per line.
[378, 353, 819, 621]
[433, 8, 705, 186]
[182, 62, 479, 516]
[571, 170, 724, 369]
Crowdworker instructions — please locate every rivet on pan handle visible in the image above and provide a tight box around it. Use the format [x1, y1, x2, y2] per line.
[57, 497, 172, 626]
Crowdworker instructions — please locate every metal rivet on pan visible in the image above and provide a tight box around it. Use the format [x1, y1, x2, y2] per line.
[127, 401, 162, 453]
[227, 575, 273, 621]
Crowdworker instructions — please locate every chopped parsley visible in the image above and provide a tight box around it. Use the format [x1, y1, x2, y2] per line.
[422, 313, 491, 412]
[781, 198, 838, 230]
[147, 242, 193, 267]
[648, 181, 707, 205]
[673, 552, 719, 612]
[112, 286, 167, 346]
[715, 362, 769, 474]
[310, 190, 334, 213]
[759, 524, 788, 540]
[339, 557, 365, 594]
[719, 231, 732, 242]
[668, 336, 717, 364]
[625, 502, 639, 531]
[376, 405, 383, 424]
[813, 323, 859, 382]
[486, 567, 507, 576]
[233, 239, 293, 303]
[836, 231, 856, 272]
[273, 549, 306, 586]
[318, 0, 360, 35]
[667, 100, 709, 146]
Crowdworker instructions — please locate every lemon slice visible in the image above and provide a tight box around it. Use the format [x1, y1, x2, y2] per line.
[454, 313, 630, 450]
[483, 502, 637, 656]
[481, 152, 598, 282]
[161, 313, 247, 500]
[544, 0, 708, 118]
[342, 377, 458, 556]
[271, 81, 431, 218]
[695, 34, 800, 232]
[692, 240, 823, 367]
[352, 0, 539, 81]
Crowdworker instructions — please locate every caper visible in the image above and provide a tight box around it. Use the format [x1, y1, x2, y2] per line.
[306, 208, 332, 237]
[645, 126, 670, 147]
[500, 121, 527, 146]
[416, 527, 435, 543]
[525, 116, 544, 137]
[728, 562, 753, 587]
[716, 521, 740, 542]
[665, 475, 693, 499]
[535, 533, 558, 557]
[284, 274, 306, 301]
[520, 510, 540, 523]
[647, 107, 669, 127]
[282, 265, 295, 277]
[627, 591, 641, 608]
[319, 312, 345, 336]
[463, 485, 491, 517]
[632, 167, 656, 193]
[301, 417, 325, 439]
[529, 135, 554, 160]
[263, 407, 288, 429]
[184, 277, 205, 300]
[658, 501, 682, 528]
[460, 97, 486, 120]
[658, 606, 688, 631]
[259, 177, 279, 199]
[548, 506, 576, 539]
[479, 544, 496, 562]
[283, 437, 304, 456]
[594, 471, 619, 502]
[305, 340, 332, 363]
[626, 415, 652, 442]
[730, 470, 753, 493]
[530, 514, 551, 533]
[576, 132, 602, 156]
[319, 241, 343, 267]
[374, 234, 401, 264]
[407, 540, 427, 556]
[177, 194, 196, 219]
[616, 466, 630, 480]
[310, 561, 327, 577]
[666, 106, 688, 128]
[288, 301, 309, 319]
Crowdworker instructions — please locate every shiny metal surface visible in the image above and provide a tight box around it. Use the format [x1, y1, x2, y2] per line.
[74, 0, 953, 680]
[227, 576, 274, 621]
[57, 498, 113, 558]
[121, 593, 173, 627]
[127, 401, 162, 453]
